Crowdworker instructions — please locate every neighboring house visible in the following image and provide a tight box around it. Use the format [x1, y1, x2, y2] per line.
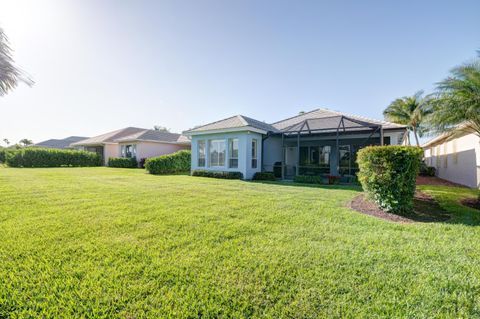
[71, 127, 190, 165]
[183, 108, 407, 179]
[34, 136, 89, 149]
[423, 126, 480, 188]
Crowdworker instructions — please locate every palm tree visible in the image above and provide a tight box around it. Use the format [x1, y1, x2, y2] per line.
[19, 139, 33, 147]
[430, 52, 480, 137]
[0, 27, 33, 96]
[383, 91, 432, 146]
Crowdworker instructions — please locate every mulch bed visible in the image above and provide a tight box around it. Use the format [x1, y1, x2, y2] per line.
[461, 198, 480, 211]
[416, 176, 466, 187]
[350, 191, 451, 223]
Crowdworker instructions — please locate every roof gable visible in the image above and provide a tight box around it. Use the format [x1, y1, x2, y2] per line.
[184, 115, 277, 134]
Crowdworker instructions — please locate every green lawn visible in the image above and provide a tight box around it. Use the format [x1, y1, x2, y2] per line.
[1, 167, 480, 318]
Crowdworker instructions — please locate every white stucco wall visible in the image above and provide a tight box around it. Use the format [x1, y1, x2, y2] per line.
[424, 133, 480, 188]
[190, 131, 263, 179]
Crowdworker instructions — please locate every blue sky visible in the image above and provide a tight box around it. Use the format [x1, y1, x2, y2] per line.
[0, 0, 479, 144]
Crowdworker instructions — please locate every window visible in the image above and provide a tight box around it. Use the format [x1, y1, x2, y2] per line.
[121, 144, 136, 158]
[197, 140, 206, 167]
[453, 140, 458, 164]
[209, 139, 225, 167]
[436, 145, 441, 168]
[251, 139, 258, 168]
[339, 145, 351, 175]
[444, 144, 448, 168]
[228, 138, 238, 168]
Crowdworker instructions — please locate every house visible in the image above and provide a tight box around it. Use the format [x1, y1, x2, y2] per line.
[423, 126, 480, 188]
[183, 108, 407, 179]
[71, 127, 190, 165]
[34, 136, 89, 149]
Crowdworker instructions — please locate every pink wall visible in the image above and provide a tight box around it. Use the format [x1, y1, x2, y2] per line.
[135, 142, 190, 160]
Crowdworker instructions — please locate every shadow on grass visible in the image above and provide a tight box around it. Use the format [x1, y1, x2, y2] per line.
[251, 180, 362, 192]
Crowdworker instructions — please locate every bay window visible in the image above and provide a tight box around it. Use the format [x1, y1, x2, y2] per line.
[197, 140, 206, 167]
[228, 138, 238, 168]
[251, 139, 258, 168]
[209, 139, 225, 167]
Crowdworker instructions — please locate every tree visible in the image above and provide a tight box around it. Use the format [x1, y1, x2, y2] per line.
[153, 125, 170, 132]
[0, 27, 33, 96]
[19, 139, 33, 147]
[3, 138, 9, 146]
[383, 91, 432, 146]
[430, 52, 480, 137]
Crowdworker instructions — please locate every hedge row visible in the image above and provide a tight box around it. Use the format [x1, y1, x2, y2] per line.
[252, 172, 276, 181]
[145, 150, 191, 175]
[5, 148, 102, 167]
[357, 145, 423, 213]
[0, 149, 6, 163]
[108, 157, 138, 168]
[191, 170, 243, 179]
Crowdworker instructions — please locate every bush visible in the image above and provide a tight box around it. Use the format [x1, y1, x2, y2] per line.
[252, 172, 276, 181]
[108, 157, 138, 168]
[293, 175, 325, 184]
[5, 148, 102, 167]
[138, 158, 147, 169]
[419, 161, 436, 176]
[191, 170, 243, 179]
[0, 148, 5, 163]
[145, 150, 191, 175]
[357, 145, 423, 213]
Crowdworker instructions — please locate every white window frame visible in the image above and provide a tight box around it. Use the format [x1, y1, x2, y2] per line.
[228, 138, 239, 168]
[121, 144, 136, 158]
[209, 139, 226, 167]
[251, 139, 258, 169]
[197, 140, 206, 167]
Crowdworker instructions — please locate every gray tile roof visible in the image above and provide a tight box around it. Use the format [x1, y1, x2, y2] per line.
[184, 115, 278, 134]
[70, 127, 147, 146]
[35, 136, 89, 149]
[114, 130, 190, 144]
[272, 108, 406, 131]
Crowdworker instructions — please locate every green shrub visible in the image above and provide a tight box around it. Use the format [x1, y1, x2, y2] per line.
[145, 150, 191, 175]
[357, 145, 423, 213]
[419, 161, 436, 176]
[293, 175, 325, 184]
[252, 172, 276, 181]
[5, 148, 102, 167]
[191, 170, 243, 179]
[108, 157, 138, 168]
[0, 148, 5, 163]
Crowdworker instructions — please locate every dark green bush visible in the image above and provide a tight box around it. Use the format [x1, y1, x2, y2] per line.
[5, 148, 102, 167]
[108, 157, 138, 168]
[357, 145, 423, 213]
[252, 172, 276, 181]
[191, 170, 243, 179]
[419, 161, 436, 176]
[145, 150, 191, 175]
[0, 148, 5, 163]
[293, 175, 325, 184]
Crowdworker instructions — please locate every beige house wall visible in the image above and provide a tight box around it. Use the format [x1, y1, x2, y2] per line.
[424, 133, 480, 188]
[135, 141, 190, 160]
[104, 144, 120, 165]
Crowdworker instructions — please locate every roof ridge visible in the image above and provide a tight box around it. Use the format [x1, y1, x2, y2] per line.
[186, 115, 240, 132]
[270, 108, 321, 125]
[237, 115, 249, 126]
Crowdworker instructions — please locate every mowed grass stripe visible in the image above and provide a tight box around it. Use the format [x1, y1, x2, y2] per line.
[1, 167, 480, 318]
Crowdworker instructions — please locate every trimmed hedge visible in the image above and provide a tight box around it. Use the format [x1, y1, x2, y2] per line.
[108, 157, 138, 168]
[252, 172, 276, 181]
[5, 148, 102, 167]
[293, 175, 325, 184]
[145, 150, 191, 175]
[0, 148, 5, 163]
[192, 170, 243, 179]
[419, 161, 436, 176]
[357, 145, 423, 213]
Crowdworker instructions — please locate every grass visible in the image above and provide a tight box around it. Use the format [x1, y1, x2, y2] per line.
[0, 167, 480, 318]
